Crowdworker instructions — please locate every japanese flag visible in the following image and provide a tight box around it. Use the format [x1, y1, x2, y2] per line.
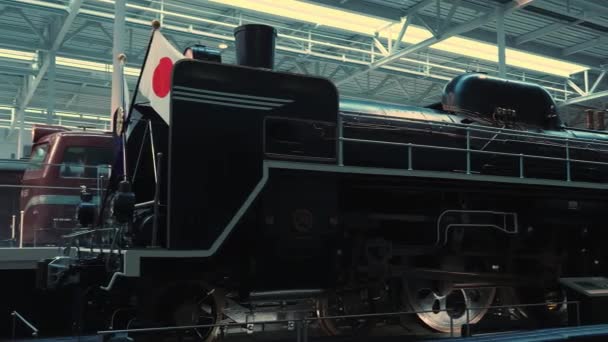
[139, 30, 184, 124]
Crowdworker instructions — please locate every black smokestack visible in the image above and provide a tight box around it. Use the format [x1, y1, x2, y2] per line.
[233, 24, 277, 69]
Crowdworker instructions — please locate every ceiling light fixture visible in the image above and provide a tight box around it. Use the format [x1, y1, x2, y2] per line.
[56, 56, 141, 76]
[0, 48, 36, 61]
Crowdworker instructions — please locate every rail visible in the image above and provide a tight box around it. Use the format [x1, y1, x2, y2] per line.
[11, 311, 38, 339]
[97, 300, 581, 341]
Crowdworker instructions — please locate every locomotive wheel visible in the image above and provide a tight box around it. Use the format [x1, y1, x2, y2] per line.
[316, 292, 376, 336]
[405, 282, 495, 334]
[509, 286, 568, 326]
[171, 284, 224, 341]
[136, 282, 224, 342]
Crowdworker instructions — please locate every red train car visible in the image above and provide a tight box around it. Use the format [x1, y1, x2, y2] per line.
[19, 125, 115, 245]
[0, 159, 27, 243]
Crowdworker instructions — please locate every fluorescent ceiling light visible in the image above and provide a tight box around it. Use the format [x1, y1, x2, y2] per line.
[209, 0, 587, 77]
[210, 0, 388, 35]
[2, 104, 110, 122]
[56, 112, 81, 118]
[0, 48, 35, 61]
[57, 56, 141, 76]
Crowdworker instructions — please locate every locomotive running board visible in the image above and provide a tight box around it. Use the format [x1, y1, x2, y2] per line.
[265, 160, 608, 190]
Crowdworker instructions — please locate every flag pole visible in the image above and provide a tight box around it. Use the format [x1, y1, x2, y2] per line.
[123, 19, 162, 134]
[97, 52, 130, 227]
[118, 53, 129, 181]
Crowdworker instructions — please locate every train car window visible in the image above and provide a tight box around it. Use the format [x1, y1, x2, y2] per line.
[27, 143, 49, 170]
[60, 146, 113, 179]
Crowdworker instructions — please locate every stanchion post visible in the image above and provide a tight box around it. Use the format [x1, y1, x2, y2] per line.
[466, 127, 471, 174]
[408, 143, 413, 170]
[19, 210, 24, 248]
[566, 139, 571, 181]
[11, 214, 15, 240]
[337, 115, 344, 166]
[151, 153, 162, 248]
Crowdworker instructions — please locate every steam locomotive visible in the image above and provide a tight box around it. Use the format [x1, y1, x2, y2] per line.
[39, 24, 608, 340]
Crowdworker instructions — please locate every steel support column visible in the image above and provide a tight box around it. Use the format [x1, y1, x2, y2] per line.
[559, 90, 608, 106]
[47, 51, 56, 124]
[391, 16, 412, 52]
[111, 0, 126, 119]
[496, 8, 506, 78]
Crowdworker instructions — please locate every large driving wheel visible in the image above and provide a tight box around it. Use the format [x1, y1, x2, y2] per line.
[404, 281, 495, 335]
[135, 282, 224, 342]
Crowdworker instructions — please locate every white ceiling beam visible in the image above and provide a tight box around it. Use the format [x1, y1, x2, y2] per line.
[415, 15, 437, 37]
[391, 16, 412, 52]
[562, 36, 608, 56]
[567, 79, 586, 96]
[440, 0, 461, 33]
[336, 0, 535, 86]
[559, 89, 608, 106]
[589, 70, 606, 94]
[373, 37, 389, 56]
[404, 0, 436, 16]
[515, 19, 583, 45]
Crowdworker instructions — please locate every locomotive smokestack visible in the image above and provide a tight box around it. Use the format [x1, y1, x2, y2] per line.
[234, 24, 277, 69]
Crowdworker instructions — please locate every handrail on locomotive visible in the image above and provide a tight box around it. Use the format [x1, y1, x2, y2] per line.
[265, 111, 608, 185]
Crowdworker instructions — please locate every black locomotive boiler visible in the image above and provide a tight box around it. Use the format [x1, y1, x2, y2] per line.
[40, 24, 608, 340]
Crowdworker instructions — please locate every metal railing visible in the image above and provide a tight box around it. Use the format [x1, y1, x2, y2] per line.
[262, 112, 608, 186]
[328, 112, 608, 185]
[11, 311, 38, 339]
[265, 113, 608, 181]
[341, 111, 608, 148]
[97, 300, 581, 341]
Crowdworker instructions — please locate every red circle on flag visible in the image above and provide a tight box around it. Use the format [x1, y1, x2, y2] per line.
[152, 57, 173, 98]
